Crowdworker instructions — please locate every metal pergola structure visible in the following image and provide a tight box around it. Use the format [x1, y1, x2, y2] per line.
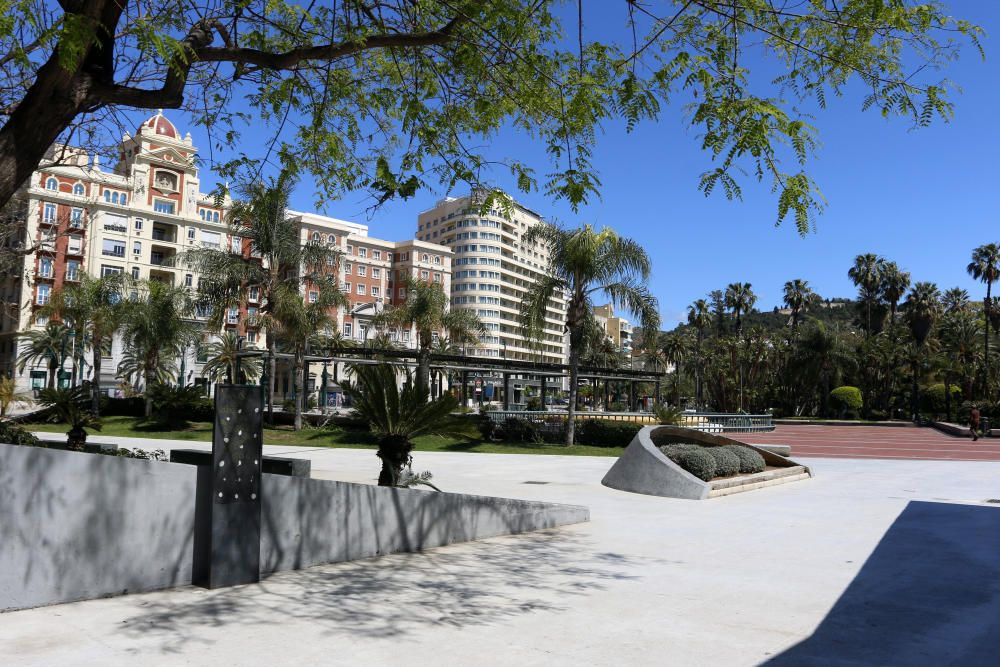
[236, 346, 666, 412]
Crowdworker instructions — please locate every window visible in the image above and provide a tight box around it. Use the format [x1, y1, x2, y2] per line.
[133, 241, 142, 256]
[100, 265, 123, 278]
[398, 288, 406, 298]
[359, 324, 368, 340]
[39, 258, 53, 278]
[356, 284, 365, 295]
[153, 199, 175, 215]
[66, 260, 80, 281]
[72, 183, 84, 196]
[358, 247, 367, 258]
[343, 323, 353, 337]
[308, 291, 318, 303]
[248, 286, 259, 302]
[36, 284, 50, 305]
[131, 267, 140, 279]
[35, 315, 49, 326]
[134, 218, 143, 231]
[357, 265, 366, 277]
[346, 245, 354, 255]
[372, 268, 381, 279]
[69, 208, 83, 227]
[102, 239, 125, 257]
[420, 270, 429, 280]
[185, 274, 193, 287]
[344, 281, 351, 293]
[68, 235, 82, 254]
[213, 211, 219, 223]
[45, 177, 57, 190]
[373, 250, 381, 260]
[421, 253, 429, 262]
[371, 286, 380, 297]
[200, 230, 221, 248]
[344, 262, 352, 273]
[231, 236, 242, 253]
[245, 330, 257, 344]
[187, 227, 196, 240]
[311, 232, 320, 242]
[433, 273, 441, 283]
[43, 203, 56, 223]
[328, 234, 337, 245]
[227, 307, 239, 325]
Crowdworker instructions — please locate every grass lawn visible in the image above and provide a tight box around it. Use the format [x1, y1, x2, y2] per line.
[29, 415, 626, 457]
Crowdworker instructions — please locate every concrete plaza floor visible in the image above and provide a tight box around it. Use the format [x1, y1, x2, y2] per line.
[5, 434, 1000, 666]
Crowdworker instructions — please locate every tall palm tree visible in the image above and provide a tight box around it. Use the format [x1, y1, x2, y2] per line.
[373, 276, 485, 394]
[38, 273, 124, 413]
[660, 332, 687, 405]
[185, 170, 341, 424]
[724, 282, 756, 333]
[782, 279, 814, 331]
[271, 282, 346, 430]
[903, 282, 942, 420]
[794, 323, 853, 417]
[967, 243, 1000, 398]
[942, 287, 970, 314]
[849, 253, 886, 334]
[520, 223, 659, 446]
[119, 280, 197, 417]
[880, 261, 911, 331]
[201, 331, 262, 385]
[17, 322, 71, 390]
[939, 306, 980, 419]
[687, 298, 712, 404]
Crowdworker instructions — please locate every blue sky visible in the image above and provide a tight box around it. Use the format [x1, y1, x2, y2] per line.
[159, 0, 998, 327]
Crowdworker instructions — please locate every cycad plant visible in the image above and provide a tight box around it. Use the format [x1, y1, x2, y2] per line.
[521, 223, 659, 445]
[342, 364, 458, 486]
[37, 385, 101, 450]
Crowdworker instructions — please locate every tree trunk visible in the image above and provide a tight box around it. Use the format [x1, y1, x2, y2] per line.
[985, 284, 992, 400]
[376, 435, 412, 487]
[267, 336, 276, 425]
[911, 357, 919, 422]
[144, 365, 154, 418]
[565, 343, 580, 446]
[47, 363, 56, 390]
[417, 346, 431, 396]
[293, 346, 304, 431]
[91, 344, 103, 416]
[945, 373, 953, 423]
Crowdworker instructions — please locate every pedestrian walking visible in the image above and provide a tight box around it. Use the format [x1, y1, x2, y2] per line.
[970, 406, 981, 441]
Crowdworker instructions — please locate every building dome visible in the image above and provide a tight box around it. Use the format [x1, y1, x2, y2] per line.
[138, 110, 179, 139]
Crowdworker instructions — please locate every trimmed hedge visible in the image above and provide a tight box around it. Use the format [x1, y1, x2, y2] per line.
[723, 444, 766, 474]
[575, 419, 642, 447]
[659, 443, 716, 481]
[829, 386, 862, 417]
[705, 446, 740, 477]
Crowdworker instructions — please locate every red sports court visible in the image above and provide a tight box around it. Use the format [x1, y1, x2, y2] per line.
[738, 424, 1000, 462]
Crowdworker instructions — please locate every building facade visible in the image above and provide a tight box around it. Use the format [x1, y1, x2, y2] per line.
[4, 113, 450, 399]
[593, 304, 633, 356]
[415, 192, 568, 365]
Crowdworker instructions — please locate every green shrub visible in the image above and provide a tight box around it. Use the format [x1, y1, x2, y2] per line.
[650, 427, 698, 449]
[723, 444, 766, 474]
[0, 420, 40, 446]
[99, 396, 146, 417]
[607, 401, 628, 412]
[501, 417, 543, 444]
[705, 446, 740, 477]
[525, 396, 543, 411]
[653, 405, 684, 425]
[829, 386, 863, 417]
[148, 384, 213, 424]
[281, 394, 317, 414]
[921, 383, 962, 416]
[675, 449, 716, 481]
[576, 419, 642, 447]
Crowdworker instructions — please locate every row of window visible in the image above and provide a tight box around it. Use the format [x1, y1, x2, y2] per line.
[454, 257, 501, 266]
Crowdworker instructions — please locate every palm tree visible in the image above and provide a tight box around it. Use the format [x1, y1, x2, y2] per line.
[185, 170, 341, 424]
[118, 280, 197, 418]
[903, 282, 942, 420]
[17, 322, 71, 390]
[724, 282, 756, 333]
[520, 223, 659, 446]
[782, 279, 814, 331]
[660, 332, 687, 405]
[271, 282, 346, 430]
[373, 276, 485, 394]
[38, 274, 124, 414]
[342, 363, 459, 486]
[942, 287, 970, 314]
[795, 323, 853, 417]
[708, 290, 727, 336]
[687, 298, 712, 404]
[967, 243, 1000, 398]
[201, 331, 262, 385]
[849, 253, 886, 334]
[880, 261, 911, 331]
[939, 306, 980, 419]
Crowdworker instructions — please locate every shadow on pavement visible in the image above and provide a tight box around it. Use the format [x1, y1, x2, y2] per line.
[119, 528, 640, 652]
[768, 500, 1000, 665]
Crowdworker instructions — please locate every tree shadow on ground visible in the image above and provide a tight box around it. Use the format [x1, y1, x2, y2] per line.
[767, 500, 1000, 665]
[119, 528, 640, 652]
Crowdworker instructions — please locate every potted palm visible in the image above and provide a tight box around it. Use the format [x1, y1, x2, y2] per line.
[37, 385, 102, 450]
[342, 363, 458, 486]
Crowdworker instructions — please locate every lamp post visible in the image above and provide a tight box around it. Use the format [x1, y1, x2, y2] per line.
[320, 363, 329, 415]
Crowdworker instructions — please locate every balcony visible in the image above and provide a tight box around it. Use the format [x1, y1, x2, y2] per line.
[102, 248, 125, 258]
[150, 245, 176, 266]
[151, 224, 177, 243]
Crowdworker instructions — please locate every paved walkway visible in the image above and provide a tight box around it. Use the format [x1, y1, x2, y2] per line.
[6, 434, 1000, 666]
[739, 423, 1000, 461]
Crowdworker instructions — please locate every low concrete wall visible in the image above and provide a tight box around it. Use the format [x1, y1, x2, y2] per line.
[0, 443, 589, 612]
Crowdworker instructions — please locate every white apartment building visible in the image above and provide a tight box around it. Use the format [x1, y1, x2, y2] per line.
[416, 191, 569, 365]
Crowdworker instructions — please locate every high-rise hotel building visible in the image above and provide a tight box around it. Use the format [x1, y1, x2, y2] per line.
[416, 192, 568, 365]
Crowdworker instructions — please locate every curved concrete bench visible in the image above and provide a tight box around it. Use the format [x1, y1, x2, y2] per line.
[601, 425, 811, 500]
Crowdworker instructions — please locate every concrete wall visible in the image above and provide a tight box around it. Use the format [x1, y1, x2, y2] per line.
[0, 443, 589, 612]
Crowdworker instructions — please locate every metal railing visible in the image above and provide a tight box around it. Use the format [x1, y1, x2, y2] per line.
[482, 410, 773, 433]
